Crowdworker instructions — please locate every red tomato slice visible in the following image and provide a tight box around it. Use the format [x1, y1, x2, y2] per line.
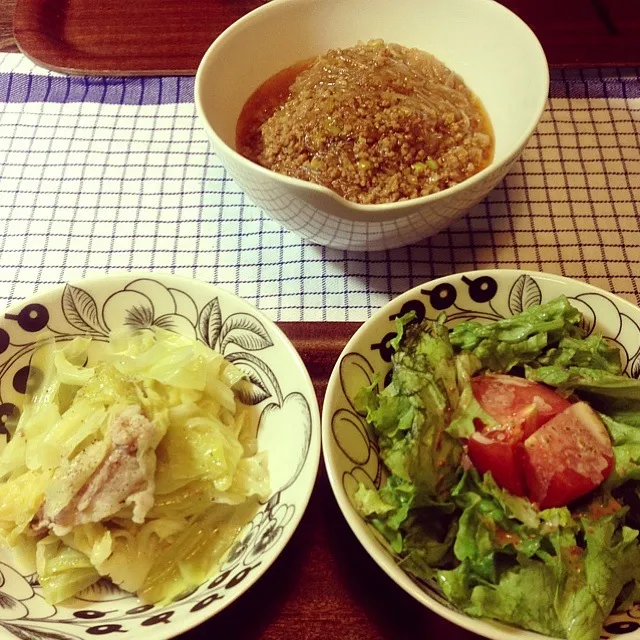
[467, 374, 572, 495]
[467, 431, 527, 496]
[522, 402, 614, 509]
[472, 374, 572, 440]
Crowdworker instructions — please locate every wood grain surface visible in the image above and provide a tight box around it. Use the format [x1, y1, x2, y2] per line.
[0, 3, 502, 636]
[184, 321, 481, 640]
[0, 0, 17, 52]
[1, 0, 640, 72]
[0, 0, 638, 637]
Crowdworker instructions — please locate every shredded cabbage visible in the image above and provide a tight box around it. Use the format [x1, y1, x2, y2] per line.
[0, 328, 269, 605]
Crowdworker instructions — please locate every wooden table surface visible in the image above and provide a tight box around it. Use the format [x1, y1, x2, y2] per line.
[0, 0, 16, 52]
[195, 325, 481, 639]
[0, 1, 637, 638]
[0, 3, 477, 638]
[3, 0, 640, 73]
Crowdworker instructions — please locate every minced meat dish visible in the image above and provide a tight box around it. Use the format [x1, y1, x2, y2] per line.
[236, 40, 494, 205]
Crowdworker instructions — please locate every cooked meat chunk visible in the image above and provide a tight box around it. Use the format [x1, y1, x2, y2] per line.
[41, 404, 157, 536]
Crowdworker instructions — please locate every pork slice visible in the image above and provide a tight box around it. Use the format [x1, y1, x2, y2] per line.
[42, 405, 157, 536]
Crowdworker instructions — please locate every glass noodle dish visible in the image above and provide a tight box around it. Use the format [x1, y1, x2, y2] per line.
[355, 297, 640, 640]
[236, 40, 494, 205]
[0, 328, 269, 605]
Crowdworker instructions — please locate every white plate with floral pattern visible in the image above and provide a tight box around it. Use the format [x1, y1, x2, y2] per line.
[0, 272, 321, 640]
[322, 269, 640, 640]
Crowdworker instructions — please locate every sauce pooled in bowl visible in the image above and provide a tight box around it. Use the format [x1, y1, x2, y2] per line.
[236, 40, 494, 205]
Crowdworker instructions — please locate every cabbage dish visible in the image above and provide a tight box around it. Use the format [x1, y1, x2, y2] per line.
[0, 328, 269, 605]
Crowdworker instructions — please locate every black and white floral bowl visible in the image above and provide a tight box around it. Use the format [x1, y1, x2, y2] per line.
[322, 269, 640, 640]
[0, 272, 321, 640]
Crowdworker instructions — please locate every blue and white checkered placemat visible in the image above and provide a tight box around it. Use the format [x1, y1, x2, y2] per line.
[1, 53, 639, 321]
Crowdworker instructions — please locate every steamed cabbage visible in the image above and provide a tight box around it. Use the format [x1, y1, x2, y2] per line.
[0, 328, 269, 605]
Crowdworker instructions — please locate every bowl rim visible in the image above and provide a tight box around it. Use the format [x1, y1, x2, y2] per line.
[195, 0, 550, 215]
[0, 270, 322, 639]
[321, 268, 640, 640]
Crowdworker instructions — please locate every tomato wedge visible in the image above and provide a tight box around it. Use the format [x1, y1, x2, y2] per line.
[522, 402, 614, 509]
[467, 374, 573, 497]
[467, 431, 526, 496]
[471, 374, 572, 438]
[465, 375, 614, 508]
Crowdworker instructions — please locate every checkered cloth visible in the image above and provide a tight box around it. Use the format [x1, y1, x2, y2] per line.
[0, 53, 639, 321]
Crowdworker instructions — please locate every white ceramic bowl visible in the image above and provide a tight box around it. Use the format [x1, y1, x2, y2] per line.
[195, 0, 549, 252]
[0, 272, 321, 640]
[322, 270, 640, 639]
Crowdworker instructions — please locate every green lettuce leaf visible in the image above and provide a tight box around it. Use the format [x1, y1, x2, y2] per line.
[450, 472, 551, 565]
[437, 560, 475, 608]
[354, 477, 416, 553]
[614, 578, 640, 613]
[358, 390, 417, 480]
[449, 296, 582, 372]
[600, 414, 640, 488]
[465, 560, 567, 638]
[392, 317, 465, 501]
[389, 311, 417, 351]
[527, 366, 640, 399]
[363, 315, 464, 504]
[552, 514, 640, 640]
[537, 335, 622, 374]
[355, 315, 469, 554]
[446, 352, 495, 439]
[399, 511, 458, 580]
[601, 404, 640, 429]
[527, 365, 640, 430]
[441, 509, 640, 640]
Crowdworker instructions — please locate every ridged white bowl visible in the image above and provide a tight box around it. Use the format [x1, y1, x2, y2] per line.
[195, 0, 549, 251]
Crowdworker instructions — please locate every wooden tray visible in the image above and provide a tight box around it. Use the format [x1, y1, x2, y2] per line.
[11, 0, 640, 75]
[186, 320, 482, 640]
[277, 322, 360, 408]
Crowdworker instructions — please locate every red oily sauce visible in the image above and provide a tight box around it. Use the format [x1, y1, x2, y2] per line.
[236, 59, 314, 160]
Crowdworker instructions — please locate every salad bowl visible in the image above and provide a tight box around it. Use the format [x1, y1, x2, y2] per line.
[0, 272, 321, 640]
[322, 269, 640, 640]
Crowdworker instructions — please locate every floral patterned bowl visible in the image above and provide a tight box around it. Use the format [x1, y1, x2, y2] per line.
[0, 272, 321, 640]
[322, 269, 640, 640]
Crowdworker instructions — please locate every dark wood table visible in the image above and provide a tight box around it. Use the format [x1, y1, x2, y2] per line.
[0, 2, 478, 637]
[0, 0, 16, 52]
[2, 0, 640, 73]
[0, 1, 638, 638]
